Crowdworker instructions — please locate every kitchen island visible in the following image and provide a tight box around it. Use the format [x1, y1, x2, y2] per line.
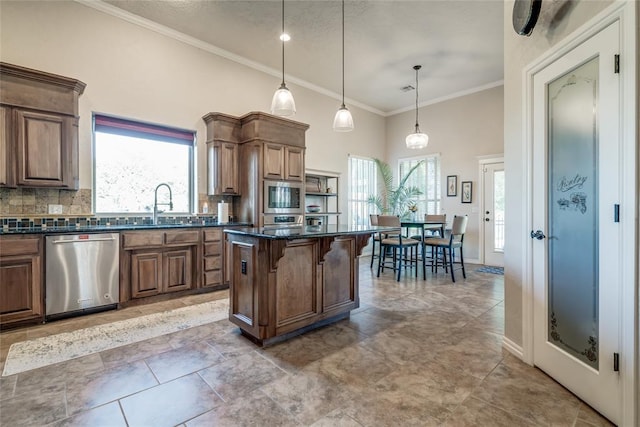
[224, 225, 382, 345]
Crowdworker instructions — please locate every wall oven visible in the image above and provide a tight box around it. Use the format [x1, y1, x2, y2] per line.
[263, 180, 303, 215]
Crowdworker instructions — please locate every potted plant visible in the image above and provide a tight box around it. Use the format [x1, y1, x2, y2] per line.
[367, 158, 424, 219]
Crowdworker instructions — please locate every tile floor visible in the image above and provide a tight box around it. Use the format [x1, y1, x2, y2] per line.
[0, 263, 614, 426]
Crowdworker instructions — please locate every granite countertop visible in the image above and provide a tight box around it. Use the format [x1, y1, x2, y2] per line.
[224, 224, 391, 240]
[0, 222, 252, 235]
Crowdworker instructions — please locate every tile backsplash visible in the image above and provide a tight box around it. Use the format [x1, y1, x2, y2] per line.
[0, 188, 92, 216]
[1, 188, 235, 218]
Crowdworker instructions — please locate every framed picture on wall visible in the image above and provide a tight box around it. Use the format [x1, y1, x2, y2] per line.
[461, 181, 473, 203]
[446, 175, 457, 197]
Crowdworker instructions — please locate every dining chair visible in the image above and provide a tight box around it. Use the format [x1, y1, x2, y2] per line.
[376, 215, 420, 281]
[423, 215, 468, 282]
[410, 214, 446, 272]
[369, 214, 380, 268]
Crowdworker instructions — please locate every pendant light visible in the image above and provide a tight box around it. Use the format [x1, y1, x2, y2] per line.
[332, 0, 354, 132]
[405, 65, 429, 149]
[271, 0, 296, 116]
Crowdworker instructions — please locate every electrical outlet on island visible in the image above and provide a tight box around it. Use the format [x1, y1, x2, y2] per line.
[48, 204, 63, 214]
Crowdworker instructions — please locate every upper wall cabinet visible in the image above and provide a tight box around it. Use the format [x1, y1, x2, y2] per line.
[0, 62, 86, 189]
[203, 113, 240, 195]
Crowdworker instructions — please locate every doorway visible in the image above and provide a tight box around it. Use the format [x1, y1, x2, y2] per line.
[530, 21, 621, 424]
[481, 161, 504, 267]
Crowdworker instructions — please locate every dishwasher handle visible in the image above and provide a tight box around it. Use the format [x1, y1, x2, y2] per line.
[51, 237, 117, 244]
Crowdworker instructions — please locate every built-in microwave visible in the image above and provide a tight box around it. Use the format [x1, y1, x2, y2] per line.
[263, 180, 304, 214]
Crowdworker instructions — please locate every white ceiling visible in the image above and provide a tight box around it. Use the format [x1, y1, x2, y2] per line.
[100, 0, 504, 116]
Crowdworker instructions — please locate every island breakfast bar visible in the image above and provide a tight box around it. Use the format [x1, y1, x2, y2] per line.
[224, 225, 385, 346]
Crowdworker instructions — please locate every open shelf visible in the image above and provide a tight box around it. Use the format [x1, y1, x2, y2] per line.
[305, 170, 340, 226]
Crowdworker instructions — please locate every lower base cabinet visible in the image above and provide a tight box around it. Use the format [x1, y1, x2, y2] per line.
[122, 230, 199, 302]
[0, 235, 43, 328]
[131, 248, 194, 298]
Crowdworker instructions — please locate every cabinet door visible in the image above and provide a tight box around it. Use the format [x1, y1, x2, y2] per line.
[164, 248, 193, 293]
[208, 141, 239, 195]
[0, 105, 12, 187]
[15, 109, 71, 187]
[220, 143, 239, 194]
[285, 147, 304, 182]
[263, 143, 284, 179]
[0, 254, 43, 325]
[131, 251, 163, 298]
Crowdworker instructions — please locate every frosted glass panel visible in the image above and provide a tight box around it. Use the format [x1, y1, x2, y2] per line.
[493, 170, 505, 252]
[547, 57, 599, 369]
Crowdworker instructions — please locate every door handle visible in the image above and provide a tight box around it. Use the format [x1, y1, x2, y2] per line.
[530, 230, 546, 240]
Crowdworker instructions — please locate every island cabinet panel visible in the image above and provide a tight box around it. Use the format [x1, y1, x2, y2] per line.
[229, 241, 259, 337]
[226, 231, 368, 345]
[275, 242, 319, 332]
[322, 238, 356, 312]
[0, 235, 43, 328]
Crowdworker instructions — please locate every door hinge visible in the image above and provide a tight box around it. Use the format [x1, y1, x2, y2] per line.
[614, 352, 619, 372]
[614, 54, 620, 73]
[614, 204, 620, 222]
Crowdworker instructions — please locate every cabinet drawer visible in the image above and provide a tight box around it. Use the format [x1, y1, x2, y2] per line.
[204, 270, 222, 286]
[203, 228, 222, 242]
[204, 242, 222, 256]
[123, 232, 163, 249]
[0, 237, 40, 256]
[204, 255, 222, 271]
[165, 230, 200, 245]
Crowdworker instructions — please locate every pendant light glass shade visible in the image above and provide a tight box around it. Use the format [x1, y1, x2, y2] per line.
[333, 0, 354, 131]
[271, 0, 296, 116]
[271, 83, 296, 116]
[406, 65, 428, 149]
[333, 105, 354, 131]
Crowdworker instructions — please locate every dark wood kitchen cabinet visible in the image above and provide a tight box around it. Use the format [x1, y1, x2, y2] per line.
[121, 230, 199, 301]
[0, 62, 85, 189]
[203, 113, 240, 195]
[263, 143, 304, 182]
[0, 235, 44, 329]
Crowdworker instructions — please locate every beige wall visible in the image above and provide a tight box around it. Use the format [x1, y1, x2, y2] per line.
[385, 86, 504, 262]
[0, 0, 386, 217]
[502, 0, 614, 345]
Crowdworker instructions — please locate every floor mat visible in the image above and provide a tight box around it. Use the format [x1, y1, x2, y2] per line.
[476, 266, 504, 275]
[2, 299, 229, 377]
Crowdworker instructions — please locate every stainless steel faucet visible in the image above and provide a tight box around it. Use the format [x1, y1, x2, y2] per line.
[153, 183, 173, 224]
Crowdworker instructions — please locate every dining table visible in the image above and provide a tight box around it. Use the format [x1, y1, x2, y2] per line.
[401, 219, 447, 279]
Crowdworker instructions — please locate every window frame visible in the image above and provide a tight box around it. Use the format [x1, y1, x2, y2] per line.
[347, 155, 378, 227]
[397, 153, 441, 216]
[92, 113, 196, 215]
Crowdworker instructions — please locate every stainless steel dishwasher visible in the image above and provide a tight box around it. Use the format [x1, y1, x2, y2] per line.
[45, 233, 119, 318]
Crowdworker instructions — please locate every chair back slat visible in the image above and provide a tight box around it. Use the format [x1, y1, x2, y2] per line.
[369, 214, 379, 226]
[376, 215, 401, 227]
[451, 215, 468, 236]
[425, 214, 446, 223]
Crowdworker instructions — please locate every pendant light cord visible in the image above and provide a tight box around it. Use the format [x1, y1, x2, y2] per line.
[281, 0, 285, 86]
[341, 0, 345, 108]
[414, 65, 421, 132]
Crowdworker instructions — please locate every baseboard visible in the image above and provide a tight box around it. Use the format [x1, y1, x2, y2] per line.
[465, 257, 481, 265]
[502, 336, 524, 360]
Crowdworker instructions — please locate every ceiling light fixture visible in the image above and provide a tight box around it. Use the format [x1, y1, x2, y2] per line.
[332, 0, 354, 132]
[405, 65, 428, 149]
[271, 0, 296, 116]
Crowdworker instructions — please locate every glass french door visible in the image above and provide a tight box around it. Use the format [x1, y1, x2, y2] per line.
[483, 162, 504, 267]
[531, 22, 621, 424]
